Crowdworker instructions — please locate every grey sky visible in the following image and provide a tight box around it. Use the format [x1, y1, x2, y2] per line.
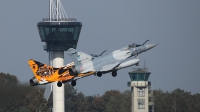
[0, 0, 200, 95]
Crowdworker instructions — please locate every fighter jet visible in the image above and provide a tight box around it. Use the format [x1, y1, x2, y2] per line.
[67, 40, 157, 84]
[28, 40, 156, 87]
[28, 59, 96, 87]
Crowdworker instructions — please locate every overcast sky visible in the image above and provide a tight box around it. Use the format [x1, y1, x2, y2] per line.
[0, 0, 200, 95]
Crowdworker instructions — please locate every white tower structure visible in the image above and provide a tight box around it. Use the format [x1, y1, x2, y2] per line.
[50, 51, 64, 112]
[37, 0, 82, 111]
[128, 68, 154, 112]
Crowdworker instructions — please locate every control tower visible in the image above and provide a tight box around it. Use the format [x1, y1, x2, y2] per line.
[37, 0, 82, 111]
[127, 68, 154, 112]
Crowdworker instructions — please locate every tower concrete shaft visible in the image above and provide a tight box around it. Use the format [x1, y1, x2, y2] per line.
[49, 51, 64, 112]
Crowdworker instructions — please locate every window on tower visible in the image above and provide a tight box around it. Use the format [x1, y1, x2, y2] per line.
[138, 99, 145, 109]
[138, 88, 145, 97]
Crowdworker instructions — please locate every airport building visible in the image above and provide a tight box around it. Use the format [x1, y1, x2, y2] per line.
[128, 68, 154, 112]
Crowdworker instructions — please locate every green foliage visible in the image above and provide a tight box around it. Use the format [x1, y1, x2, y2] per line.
[46, 85, 131, 112]
[0, 72, 48, 112]
[154, 88, 200, 112]
[102, 90, 125, 112]
[1, 72, 200, 111]
[1, 86, 48, 112]
[0, 72, 19, 84]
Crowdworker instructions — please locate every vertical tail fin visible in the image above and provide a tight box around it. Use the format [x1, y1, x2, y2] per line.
[28, 59, 43, 78]
[68, 48, 93, 65]
[28, 59, 51, 81]
[68, 48, 80, 65]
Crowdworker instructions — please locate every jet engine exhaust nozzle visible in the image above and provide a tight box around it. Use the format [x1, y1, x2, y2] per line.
[69, 66, 79, 76]
[29, 78, 38, 86]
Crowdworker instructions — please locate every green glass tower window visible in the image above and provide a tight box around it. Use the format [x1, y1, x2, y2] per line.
[129, 70, 151, 81]
[39, 27, 45, 41]
[37, 22, 82, 51]
[37, 26, 81, 42]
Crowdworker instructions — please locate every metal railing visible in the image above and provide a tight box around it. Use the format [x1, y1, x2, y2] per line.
[132, 67, 148, 72]
[42, 18, 77, 22]
[127, 81, 150, 87]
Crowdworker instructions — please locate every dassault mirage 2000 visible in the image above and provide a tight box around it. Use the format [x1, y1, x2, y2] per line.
[67, 40, 157, 84]
[28, 40, 156, 87]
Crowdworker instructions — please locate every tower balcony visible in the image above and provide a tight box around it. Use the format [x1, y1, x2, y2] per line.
[127, 81, 150, 87]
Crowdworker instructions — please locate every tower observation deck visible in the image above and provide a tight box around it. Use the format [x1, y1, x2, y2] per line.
[37, 0, 82, 51]
[37, 18, 82, 51]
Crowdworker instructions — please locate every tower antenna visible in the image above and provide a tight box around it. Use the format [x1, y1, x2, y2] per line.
[48, 0, 71, 22]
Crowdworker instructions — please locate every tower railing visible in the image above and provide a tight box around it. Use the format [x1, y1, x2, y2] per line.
[127, 81, 150, 87]
[42, 18, 77, 22]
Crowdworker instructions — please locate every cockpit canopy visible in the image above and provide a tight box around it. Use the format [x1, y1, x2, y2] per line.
[128, 43, 142, 48]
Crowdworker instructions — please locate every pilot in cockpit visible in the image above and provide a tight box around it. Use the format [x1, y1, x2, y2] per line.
[128, 43, 135, 49]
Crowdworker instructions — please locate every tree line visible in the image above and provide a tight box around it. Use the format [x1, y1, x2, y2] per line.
[0, 72, 200, 112]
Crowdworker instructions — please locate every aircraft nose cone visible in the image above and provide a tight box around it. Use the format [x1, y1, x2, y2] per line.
[146, 44, 157, 50]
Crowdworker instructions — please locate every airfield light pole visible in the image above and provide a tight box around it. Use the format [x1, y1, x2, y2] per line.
[37, 0, 82, 111]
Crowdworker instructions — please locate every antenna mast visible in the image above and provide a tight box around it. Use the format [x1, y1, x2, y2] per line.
[49, 0, 68, 21]
[144, 59, 146, 69]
